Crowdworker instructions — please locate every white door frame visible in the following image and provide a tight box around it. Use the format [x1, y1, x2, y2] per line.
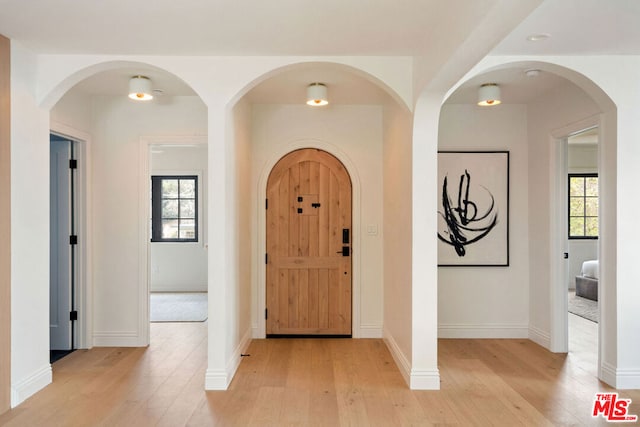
[549, 115, 600, 356]
[50, 121, 93, 350]
[139, 135, 208, 345]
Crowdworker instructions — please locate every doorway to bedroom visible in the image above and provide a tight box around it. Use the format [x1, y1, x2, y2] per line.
[148, 141, 208, 324]
[566, 128, 599, 373]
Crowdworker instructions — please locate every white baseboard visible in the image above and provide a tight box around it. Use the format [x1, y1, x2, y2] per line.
[529, 325, 551, 349]
[205, 328, 252, 391]
[358, 323, 383, 338]
[615, 369, 640, 389]
[438, 323, 529, 338]
[149, 287, 207, 293]
[93, 331, 142, 347]
[601, 362, 617, 388]
[205, 369, 230, 390]
[600, 363, 640, 389]
[11, 365, 52, 408]
[383, 327, 411, 387]
[410, 369, 440, 390]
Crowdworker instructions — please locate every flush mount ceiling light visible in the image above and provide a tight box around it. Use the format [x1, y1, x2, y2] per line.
[477, 83, 501, 106]
[306, 83, 328, 106]
[525, 69, 541, 78]
[128, 75, 153, 101]
[526, 33, 551, 42]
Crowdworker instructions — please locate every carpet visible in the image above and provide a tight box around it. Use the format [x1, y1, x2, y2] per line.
[150, 292, 208, 322]
[568, 290, 598, 323]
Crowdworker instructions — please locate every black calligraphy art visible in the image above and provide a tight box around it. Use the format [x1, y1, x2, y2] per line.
[438, 169, 498, 256]
[437, 151, 509, 267]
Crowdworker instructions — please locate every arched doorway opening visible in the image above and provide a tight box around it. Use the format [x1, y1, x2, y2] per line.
[438, 61, 616, 385]
[47, 62, 208, 350]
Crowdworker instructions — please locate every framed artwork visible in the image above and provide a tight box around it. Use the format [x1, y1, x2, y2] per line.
[437, 151, 509, 267]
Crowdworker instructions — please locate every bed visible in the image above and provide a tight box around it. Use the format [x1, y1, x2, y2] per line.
[575, 260, 598, 301]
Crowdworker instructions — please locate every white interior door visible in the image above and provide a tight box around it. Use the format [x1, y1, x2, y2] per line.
[50, 138, 72, 350]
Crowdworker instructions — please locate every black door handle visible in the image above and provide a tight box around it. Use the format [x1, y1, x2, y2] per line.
[336, 246, 350, 256]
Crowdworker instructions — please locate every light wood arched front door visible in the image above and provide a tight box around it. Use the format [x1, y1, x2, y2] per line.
[266, 149, 352, 336]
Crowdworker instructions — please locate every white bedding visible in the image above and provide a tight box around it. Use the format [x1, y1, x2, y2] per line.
[581, 260, 599, 279]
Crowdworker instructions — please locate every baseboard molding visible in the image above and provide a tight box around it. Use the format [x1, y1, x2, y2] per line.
[205, 369, 229, 390]
[438, 323, 529, 338]
[601, 362, 618, 388]
[205, 328, 252, 391]
[528, 325, 551, 349]
[93, 331, 142, 347]
[600, 363, 640, 389]
[149, 287, 207, 293]
[11, 365, 52, 408]
[383, 327, 411, 387]
[615, 369, 640, 389]
[358, 323, 383, 338]
[410, 369, 440, 390]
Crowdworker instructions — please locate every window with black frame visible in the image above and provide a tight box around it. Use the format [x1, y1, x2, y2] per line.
[151, 176, 198, 242]
[568, 173, 598, 239]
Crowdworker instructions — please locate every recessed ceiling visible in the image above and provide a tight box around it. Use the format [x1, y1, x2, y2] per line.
[244, 64, 393, 105]
[72, 67, 196, 97]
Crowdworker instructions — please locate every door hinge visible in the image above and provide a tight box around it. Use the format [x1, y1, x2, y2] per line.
[265, 308, 268, 320]
[69, 159, 78, 169]
[70, 310, 78, 321]
[265, 198, 268, 209]
[265, 253, 268, 264]
[69, 235, 78, 245]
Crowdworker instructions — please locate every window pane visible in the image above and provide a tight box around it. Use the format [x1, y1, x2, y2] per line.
[585, 177, 598, 197]
[180, 179, 196, 198]
[585, 217, 598, 237]
[570, 217, 585, 237]
[569, 177, 584, 196]
[585, 197, 598, 216]
[179, 219, 196, 239]
[569, 197, 584, 216]
[180, 199, 195, 218]
[162, 200, 179, 218]
[162, 219, 179, 239]
[162, 179, 179, 198]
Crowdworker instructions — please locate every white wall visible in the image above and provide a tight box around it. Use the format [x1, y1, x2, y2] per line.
[437, 104, 530, 338]
[90, 95, 206, 344]
[382, 102, 414, 377]
[10, 42, 52, 408]
[567, 143, 598, 288]
[250, 104, 384, 337]
[222, 98, 253, 373]
[150, 145, 208, 292]
[527, 82, 600, 342]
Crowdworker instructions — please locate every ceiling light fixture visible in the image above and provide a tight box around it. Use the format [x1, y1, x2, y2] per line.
[128, 75, 153, 101]
[477, 83, 501, 107]
[526, 33, 550, 42]
[525, 69, 541, 78]
[306, 83, 328, 106]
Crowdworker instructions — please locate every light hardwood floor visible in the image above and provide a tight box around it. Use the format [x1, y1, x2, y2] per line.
[1, 319, 638, 426]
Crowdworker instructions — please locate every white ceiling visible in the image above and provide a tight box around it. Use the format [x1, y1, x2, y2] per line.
[3, 0, 639, 105]
[493, 0, 640, 55]
[0, 0, 497, 56]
